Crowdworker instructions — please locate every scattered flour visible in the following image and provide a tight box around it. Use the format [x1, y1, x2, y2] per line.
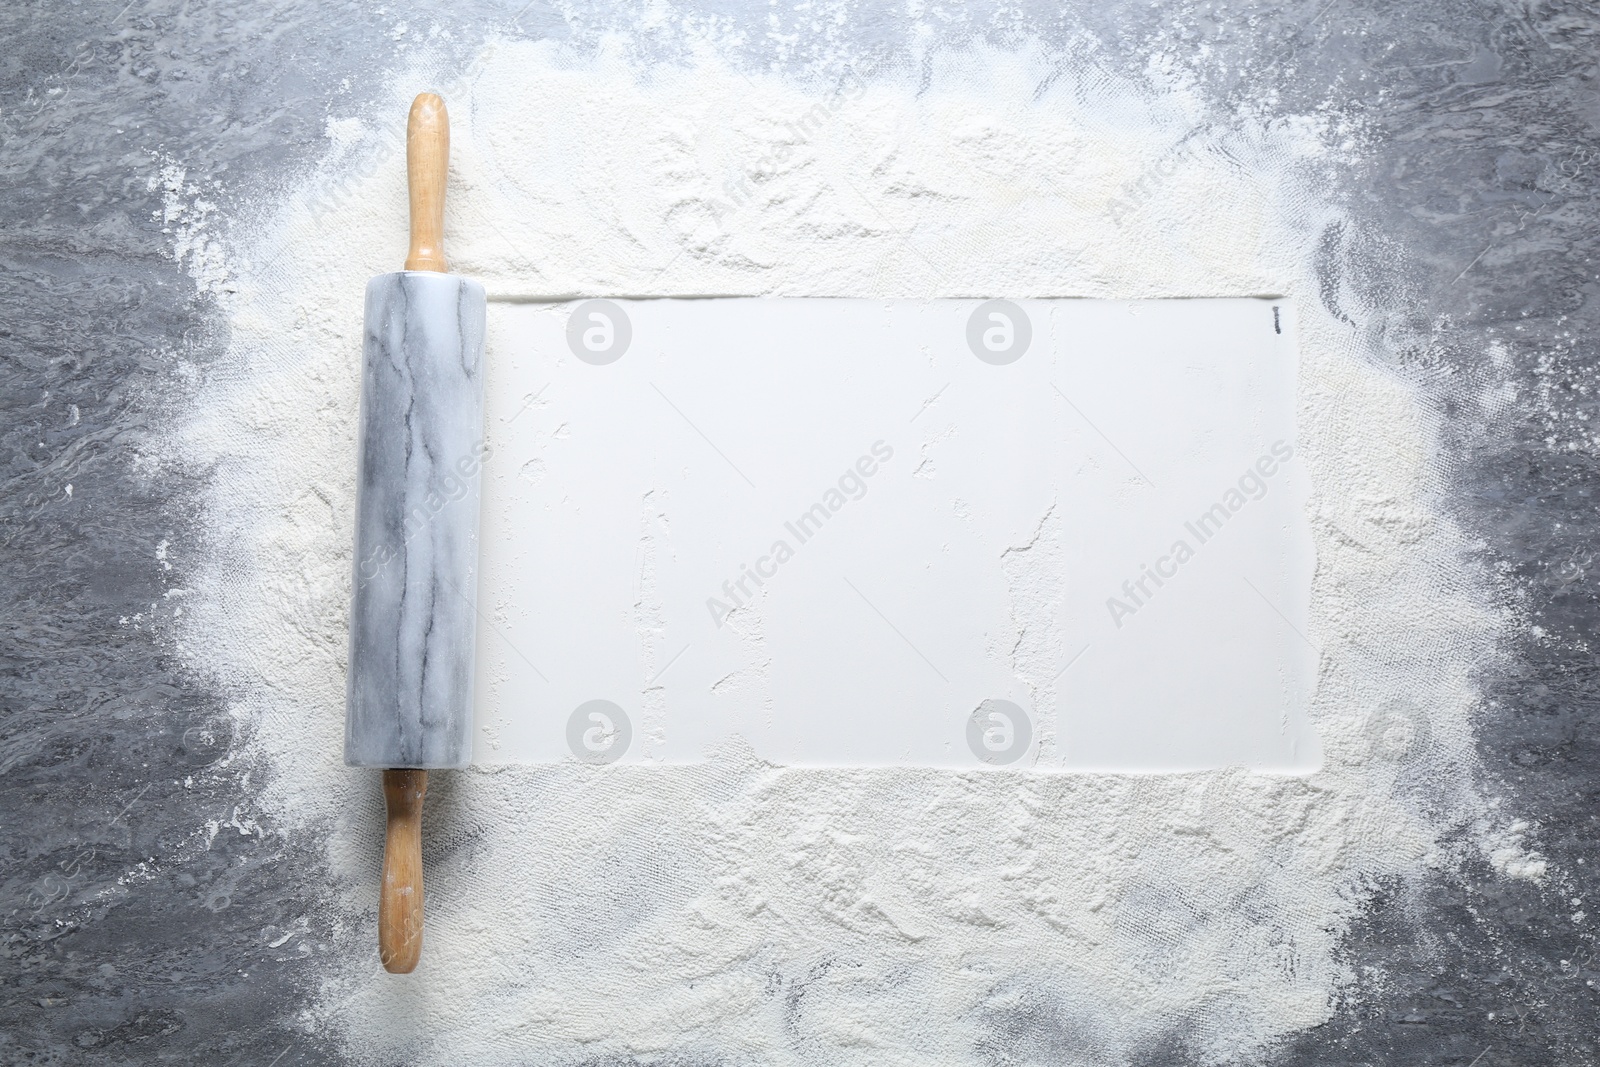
[150, 159, 230, 299]
[177, 36, 1520, 1066]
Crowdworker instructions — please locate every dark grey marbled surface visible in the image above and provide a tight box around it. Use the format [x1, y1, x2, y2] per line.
[2, 0, 1597, 1063]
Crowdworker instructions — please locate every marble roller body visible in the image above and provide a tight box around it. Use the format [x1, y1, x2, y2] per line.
[345, 270, 487, 769]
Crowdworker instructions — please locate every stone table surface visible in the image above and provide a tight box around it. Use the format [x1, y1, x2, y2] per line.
[3, 0, 1598, 1063]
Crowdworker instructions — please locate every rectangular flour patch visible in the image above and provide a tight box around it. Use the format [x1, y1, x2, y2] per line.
[471, 298, 1320, 771]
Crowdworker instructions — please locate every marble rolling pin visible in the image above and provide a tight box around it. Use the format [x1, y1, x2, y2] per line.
[345, 92, 485, 974]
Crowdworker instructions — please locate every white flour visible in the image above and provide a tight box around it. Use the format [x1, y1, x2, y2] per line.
[177, 36, 1524, 1065]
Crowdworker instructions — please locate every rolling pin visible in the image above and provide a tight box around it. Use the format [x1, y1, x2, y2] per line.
[345, 93, 485, 974]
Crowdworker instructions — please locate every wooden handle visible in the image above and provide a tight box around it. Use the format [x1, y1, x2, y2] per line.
[405, 93, 449, 272]
[378, 768, 427, 973]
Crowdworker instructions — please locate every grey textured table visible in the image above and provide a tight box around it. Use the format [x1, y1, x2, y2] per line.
[3, 1, 1596, 1063]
